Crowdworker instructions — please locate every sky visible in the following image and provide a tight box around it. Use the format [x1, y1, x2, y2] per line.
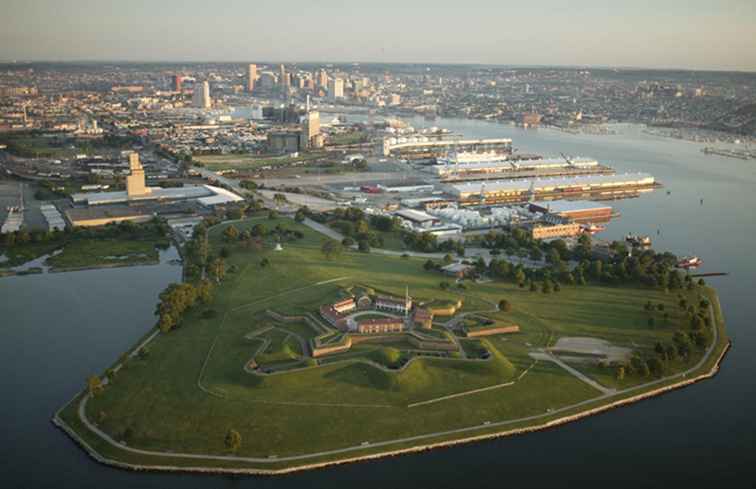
[3, 0, 756, 71]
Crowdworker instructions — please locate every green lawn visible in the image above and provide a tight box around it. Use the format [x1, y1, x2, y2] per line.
[61, 215, 728, 471]
[46, 237, 166, 270]
[195, 152, 326, 172]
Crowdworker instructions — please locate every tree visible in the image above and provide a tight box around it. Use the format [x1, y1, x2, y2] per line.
[87, 375, 104, 397]
[590, 260, 603, 278]
[294, 208, 307, 223]
[648, 317, 655, 328]
[443, 254, 454, 265]
[616, 366, 625, 381]
[341, 237, 354, 247]
[529, 247, 543, 261]
[424, 259, 435, 271]
[208, 257, 225, 283]
[647, 357, 665, 377]
[673, 331, 692, 358]
[499, 299, 512, 312]
[196, 280, 213, 304]
[529, 280, 538, 292]
[225, 429, 242, 452]
[223, 225, 239, 242]
[515, 269, 526, 286]
[321, 239, 343, 260]
[357, 240, 370, 253]
[541, 280, 552, 294]
[440, 281, 450, 290]
[251, 223, 266, 237]
[260, 257, 270, 268]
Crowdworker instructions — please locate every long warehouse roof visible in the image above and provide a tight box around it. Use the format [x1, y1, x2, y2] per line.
[451, 172, 654, 194]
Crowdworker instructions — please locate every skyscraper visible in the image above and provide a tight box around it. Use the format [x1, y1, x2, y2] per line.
[279, 64, 290, 99]
[328, 77, 344, 100]
[192, 80, 211, 109]
[173, 74, 183, 92]
[317, 69, 329, 91]
[247, 64, 257, 93]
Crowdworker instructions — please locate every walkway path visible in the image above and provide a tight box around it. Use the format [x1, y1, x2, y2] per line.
[529, 351, 615, 395]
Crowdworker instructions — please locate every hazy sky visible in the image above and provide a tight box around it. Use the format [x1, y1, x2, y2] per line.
[3, 0, 756, 71]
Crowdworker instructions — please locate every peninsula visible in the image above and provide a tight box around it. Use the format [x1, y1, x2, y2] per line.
[53, 213, 729, 474]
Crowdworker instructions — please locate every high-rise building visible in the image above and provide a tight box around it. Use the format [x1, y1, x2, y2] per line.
[328, 77, 344, 99]
[247, 64, 257, 92]
[173, 75, 183, 92]
[317, 69, 329, 91]
[302, 110, 321, 148]
[192, 80, 211, 109]
[126, 153, 150, 198]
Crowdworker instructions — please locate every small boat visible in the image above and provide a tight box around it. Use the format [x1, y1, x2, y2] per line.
[625, 234, 652, 247]
[677, 256, 703, 269]
[580, 223, 606, 235]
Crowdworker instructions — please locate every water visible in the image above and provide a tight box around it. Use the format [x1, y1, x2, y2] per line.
[2, 122, 755, 488]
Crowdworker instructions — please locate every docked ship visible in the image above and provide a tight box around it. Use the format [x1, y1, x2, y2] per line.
[580, 223, 606, 235]
[625, 234, 652, 247]
[677, 256, 703, 269]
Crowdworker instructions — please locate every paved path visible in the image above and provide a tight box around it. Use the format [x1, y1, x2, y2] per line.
[302, 218, 344, 241]
[529, 351, 615, 395]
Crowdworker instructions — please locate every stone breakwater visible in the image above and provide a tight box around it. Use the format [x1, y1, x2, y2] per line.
[51, 340, 731, 476]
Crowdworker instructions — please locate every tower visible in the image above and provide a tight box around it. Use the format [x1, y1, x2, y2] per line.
[192, 80, 211, 109]
[173, 74, 183, 92]
[126, 153, 150, 197]
[247, 64, 257, 93]
[328, 77, 344, 100]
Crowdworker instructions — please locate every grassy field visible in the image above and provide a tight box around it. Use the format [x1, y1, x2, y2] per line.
[195, 152, 326, 172]
[45, 237, 166, 270]
[59, 215, 728, 471]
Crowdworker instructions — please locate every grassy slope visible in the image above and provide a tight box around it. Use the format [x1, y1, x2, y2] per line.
[63, 216, 727, 469]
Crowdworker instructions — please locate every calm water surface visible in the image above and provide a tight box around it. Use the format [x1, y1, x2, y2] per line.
[1, 121, 754, 488]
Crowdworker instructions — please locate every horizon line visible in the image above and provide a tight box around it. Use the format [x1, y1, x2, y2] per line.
[1, 59, 754, 75]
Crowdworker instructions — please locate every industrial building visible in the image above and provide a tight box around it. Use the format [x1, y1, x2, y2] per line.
[394, 209, 440, 229]
[528, 222, 582, 240]
[529, 200, 613, 224]
[450, 173, 655, 203]
[267, 131, 301, 154]
[65, 206, 154, 228]
[431, 156, 600, 178]
[380, 137, 512, 160]
[71, 153, 243, 208]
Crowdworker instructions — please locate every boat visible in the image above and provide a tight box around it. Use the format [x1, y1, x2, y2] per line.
[580, 223, 606, 235]
[625, 234, 652, 247]
[677, 256, 703, 269]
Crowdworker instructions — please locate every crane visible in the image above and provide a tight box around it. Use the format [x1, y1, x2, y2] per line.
[560, 152, 575, 168]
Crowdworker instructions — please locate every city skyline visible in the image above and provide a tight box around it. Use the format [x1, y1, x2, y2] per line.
[3, 0, 756, 72]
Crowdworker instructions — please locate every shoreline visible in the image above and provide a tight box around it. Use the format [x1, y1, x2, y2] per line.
[52, 337, 731, 476]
